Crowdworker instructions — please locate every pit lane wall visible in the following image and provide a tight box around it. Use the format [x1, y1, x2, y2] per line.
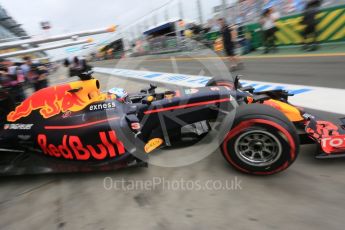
[214, 4, 345, 50]
[93, 66, 345, 115]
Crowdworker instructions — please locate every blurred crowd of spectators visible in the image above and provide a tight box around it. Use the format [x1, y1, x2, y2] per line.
[92, 0, 341, 60]
[0, 57, 53, 106]
[229, 0, 341, 25]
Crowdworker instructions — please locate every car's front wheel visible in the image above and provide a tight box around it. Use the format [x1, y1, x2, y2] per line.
[221, 104, 299, 175]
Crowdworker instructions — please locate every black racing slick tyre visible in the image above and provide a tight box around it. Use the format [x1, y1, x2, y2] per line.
[221, 104, 299, 175]
[206, 78, 235, 89]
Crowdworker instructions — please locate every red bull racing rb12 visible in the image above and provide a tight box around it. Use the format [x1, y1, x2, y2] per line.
[1, 69, 345, 176]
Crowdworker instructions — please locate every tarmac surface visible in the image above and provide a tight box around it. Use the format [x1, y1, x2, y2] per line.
[1, 52, 345, 230]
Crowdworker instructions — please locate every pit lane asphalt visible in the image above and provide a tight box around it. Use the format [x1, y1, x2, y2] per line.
[1, 55, 345, 230]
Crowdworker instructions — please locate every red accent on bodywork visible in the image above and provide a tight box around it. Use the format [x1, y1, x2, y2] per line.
[213, 82, 234, 90]
[131, 123, 141, 130]
[144, 98, 231, 115]
[306, 120, 343, 154]
[306, 121, 340, 140]
[320, 135, 345, 154]
[44, 117, 119, 130]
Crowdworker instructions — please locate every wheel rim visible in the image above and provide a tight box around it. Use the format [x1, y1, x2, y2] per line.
[234, 130, 282, 167]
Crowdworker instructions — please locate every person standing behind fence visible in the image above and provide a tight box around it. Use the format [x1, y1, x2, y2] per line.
[218, 18, 243, 71]
[21, 56, 32, 82]
[301, 0, 322, 51]
[260, 8, 279, 54]
[31, 62, 49, 91]
[1, 60, 26, 103]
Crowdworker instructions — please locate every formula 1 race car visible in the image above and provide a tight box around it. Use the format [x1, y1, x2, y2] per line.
[1, 70, 345, 176]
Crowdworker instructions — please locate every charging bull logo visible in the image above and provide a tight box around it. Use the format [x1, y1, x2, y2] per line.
[7, 81, 101, 122]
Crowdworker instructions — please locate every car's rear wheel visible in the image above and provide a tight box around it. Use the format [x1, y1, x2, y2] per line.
[221, 104, 299, 175]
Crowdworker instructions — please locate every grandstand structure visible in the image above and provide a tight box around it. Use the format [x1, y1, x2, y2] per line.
[0, 5, 28, 43]
[0, 4, 46, 59]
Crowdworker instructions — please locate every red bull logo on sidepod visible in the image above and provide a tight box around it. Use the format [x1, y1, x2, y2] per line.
[7, 80, 103, 122]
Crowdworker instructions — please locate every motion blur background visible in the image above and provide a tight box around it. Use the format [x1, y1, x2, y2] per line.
[1, 0, 344, 61]
[1, 1, 345, 230]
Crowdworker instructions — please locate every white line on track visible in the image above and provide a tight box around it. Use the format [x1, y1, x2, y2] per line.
[94, 67, 345, 115]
